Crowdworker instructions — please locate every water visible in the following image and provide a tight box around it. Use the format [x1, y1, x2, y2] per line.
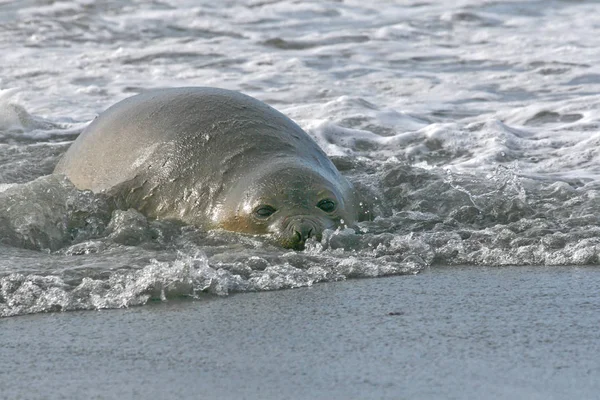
[2, 0, 600, 312]
[0, 0, 600, 316]
[2, 0, 600, 397]
[2, 0, 600, 317]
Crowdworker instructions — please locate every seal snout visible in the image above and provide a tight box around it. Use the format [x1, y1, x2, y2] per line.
[293, 225, 313, 245]
[281, 218, 321, 250]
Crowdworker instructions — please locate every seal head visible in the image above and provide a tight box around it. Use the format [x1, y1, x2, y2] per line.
[216, 163, 357, 249]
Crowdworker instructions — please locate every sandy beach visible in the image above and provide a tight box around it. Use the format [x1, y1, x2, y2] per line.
[3, 265, 599, 399]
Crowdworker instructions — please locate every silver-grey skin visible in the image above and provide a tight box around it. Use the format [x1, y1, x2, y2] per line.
[54, 87, 360, 249]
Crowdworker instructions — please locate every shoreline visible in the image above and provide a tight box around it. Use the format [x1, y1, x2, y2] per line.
[3, 265, 599, 399]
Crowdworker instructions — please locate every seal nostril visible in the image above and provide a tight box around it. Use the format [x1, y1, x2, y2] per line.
[291, 222, 318, 246]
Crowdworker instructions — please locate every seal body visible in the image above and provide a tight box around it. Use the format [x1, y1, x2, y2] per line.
[54, 87, 360, 249]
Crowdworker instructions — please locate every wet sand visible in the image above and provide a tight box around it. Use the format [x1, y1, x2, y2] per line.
[2, 265, 599, 399]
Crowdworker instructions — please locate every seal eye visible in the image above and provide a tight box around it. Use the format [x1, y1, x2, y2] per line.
[254, 205, 276, 218]
[317, 199, 336, 213]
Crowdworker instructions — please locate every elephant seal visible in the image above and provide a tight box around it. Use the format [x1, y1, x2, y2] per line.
[54, 87, 362, 249]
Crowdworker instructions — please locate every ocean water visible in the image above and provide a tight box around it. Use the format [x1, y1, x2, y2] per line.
[1, 0, 600, 314]
[2, 0, 600, 398]
[2, 0, 600, 313]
